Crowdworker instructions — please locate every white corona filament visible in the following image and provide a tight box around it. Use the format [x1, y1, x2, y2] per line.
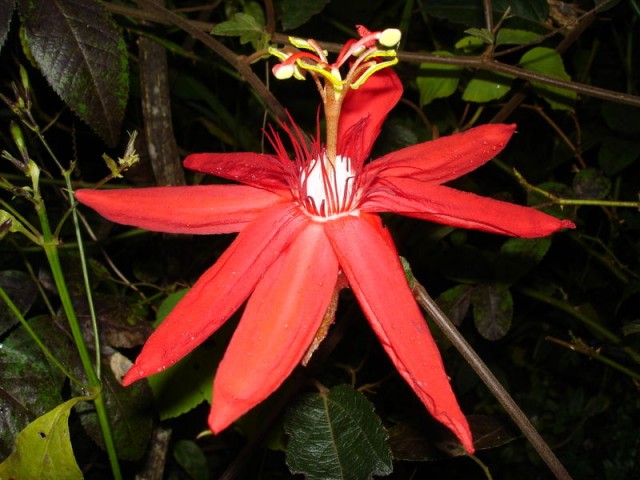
[300, 155, 358, 218]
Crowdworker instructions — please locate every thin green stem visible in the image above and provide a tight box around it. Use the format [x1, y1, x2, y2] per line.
[514, 169, 640, 209]
[35, 198, 122, 480]
[61, 168, 102, 378]
[23, 121, 121, 477]
[0, 285, 85, 386]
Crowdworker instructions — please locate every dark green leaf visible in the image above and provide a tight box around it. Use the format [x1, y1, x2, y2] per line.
[0, 316, 65, 458]
[526, 181, 575, 218]
[386, 422, 441, 461]
[0, 396, 86, 480]
[388, 415, 516, 461]
[74, 367, 152, 461]
[496, 0, 548, 22]
[426, 0, 548, 26]
[520, 47, 576, 111]
[285, 385, 393, 480]
[597, 137, 640, 176]
[154, 288, 189, 328]
[0, 270, 38, 336]
[147, 344, 216, 420]
[173, 440, 208, 480]
[0, 0, 15, 51]
[462, 70, 514, 103]
[281, 0, 331, 30]
[572, 168, 611, 200]
[18, 0, 129, 146]
[495, 237, 552, 285]
[472, 285, 513, 340]
[467, 415, 517, 450]
[76, 292, 152, 349]
[436, 284, 474, 326]
[417, 52, 463, 106]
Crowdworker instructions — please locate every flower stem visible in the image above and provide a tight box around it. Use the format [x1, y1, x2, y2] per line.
[34, 190, 122, 480]
[413, 281, 572, 480]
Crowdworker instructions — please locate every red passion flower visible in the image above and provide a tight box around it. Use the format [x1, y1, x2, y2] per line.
[76, 27, 574, 454]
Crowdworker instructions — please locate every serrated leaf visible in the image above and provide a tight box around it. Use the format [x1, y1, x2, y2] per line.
[520, 47, 576, 111]
[0, 316, 65, 458]
[462, 70, 514, 103]
[285, 385, 392, 480]
[472, 285, 513, 341]
[417, 52, 463, 106]
[18, 0, 129, 146]
[211, 12, 265, 45]
[0, 396, 87, 480]
[281, 0, 331, 30]
[0, 0, 15, 51]
[0, 270, 38, 336]
[496, 28, 542, 46]
[436, 284, 474, 326]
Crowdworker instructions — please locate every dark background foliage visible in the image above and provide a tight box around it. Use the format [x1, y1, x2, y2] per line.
[1, 0, 639, 478]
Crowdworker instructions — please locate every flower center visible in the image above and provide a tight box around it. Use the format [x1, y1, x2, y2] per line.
[300, 155, 358, 218]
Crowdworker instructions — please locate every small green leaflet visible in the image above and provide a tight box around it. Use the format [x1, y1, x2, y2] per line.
[0, 396, 90, 480]
[417, 51, 463, 106]
[285, 385, 392, 480]
[520, 47, 576, 111]
[472, 285, 513, 341]
[211, 9, 269, 48]
[462, 70, 514, 103]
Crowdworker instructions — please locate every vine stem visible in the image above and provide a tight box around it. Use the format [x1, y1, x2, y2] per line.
[34, 194, 122, 480]
[104, 2, 640, 109]
[413, 282, 573, 480]
[513, 168, 640, 209]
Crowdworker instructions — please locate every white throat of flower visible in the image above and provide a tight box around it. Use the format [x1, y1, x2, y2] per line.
[301, 154, 357, 218]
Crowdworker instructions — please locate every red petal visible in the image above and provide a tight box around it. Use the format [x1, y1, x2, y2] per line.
[338, 69, 403, 166]
[209, 222, 339, 432]
[364, 179, 575, 238]
[366, 124, 516, 184]
[122, 203, 308, 386]
[324, 213, 474, 452]
[184, 152, 290, 192]
[76, 185, 287, 234]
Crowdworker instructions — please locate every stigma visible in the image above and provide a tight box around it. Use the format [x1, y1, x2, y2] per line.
[299, 154, 360, 219]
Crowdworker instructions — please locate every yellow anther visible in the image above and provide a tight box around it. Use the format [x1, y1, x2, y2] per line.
[379, 28, 402, 48]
